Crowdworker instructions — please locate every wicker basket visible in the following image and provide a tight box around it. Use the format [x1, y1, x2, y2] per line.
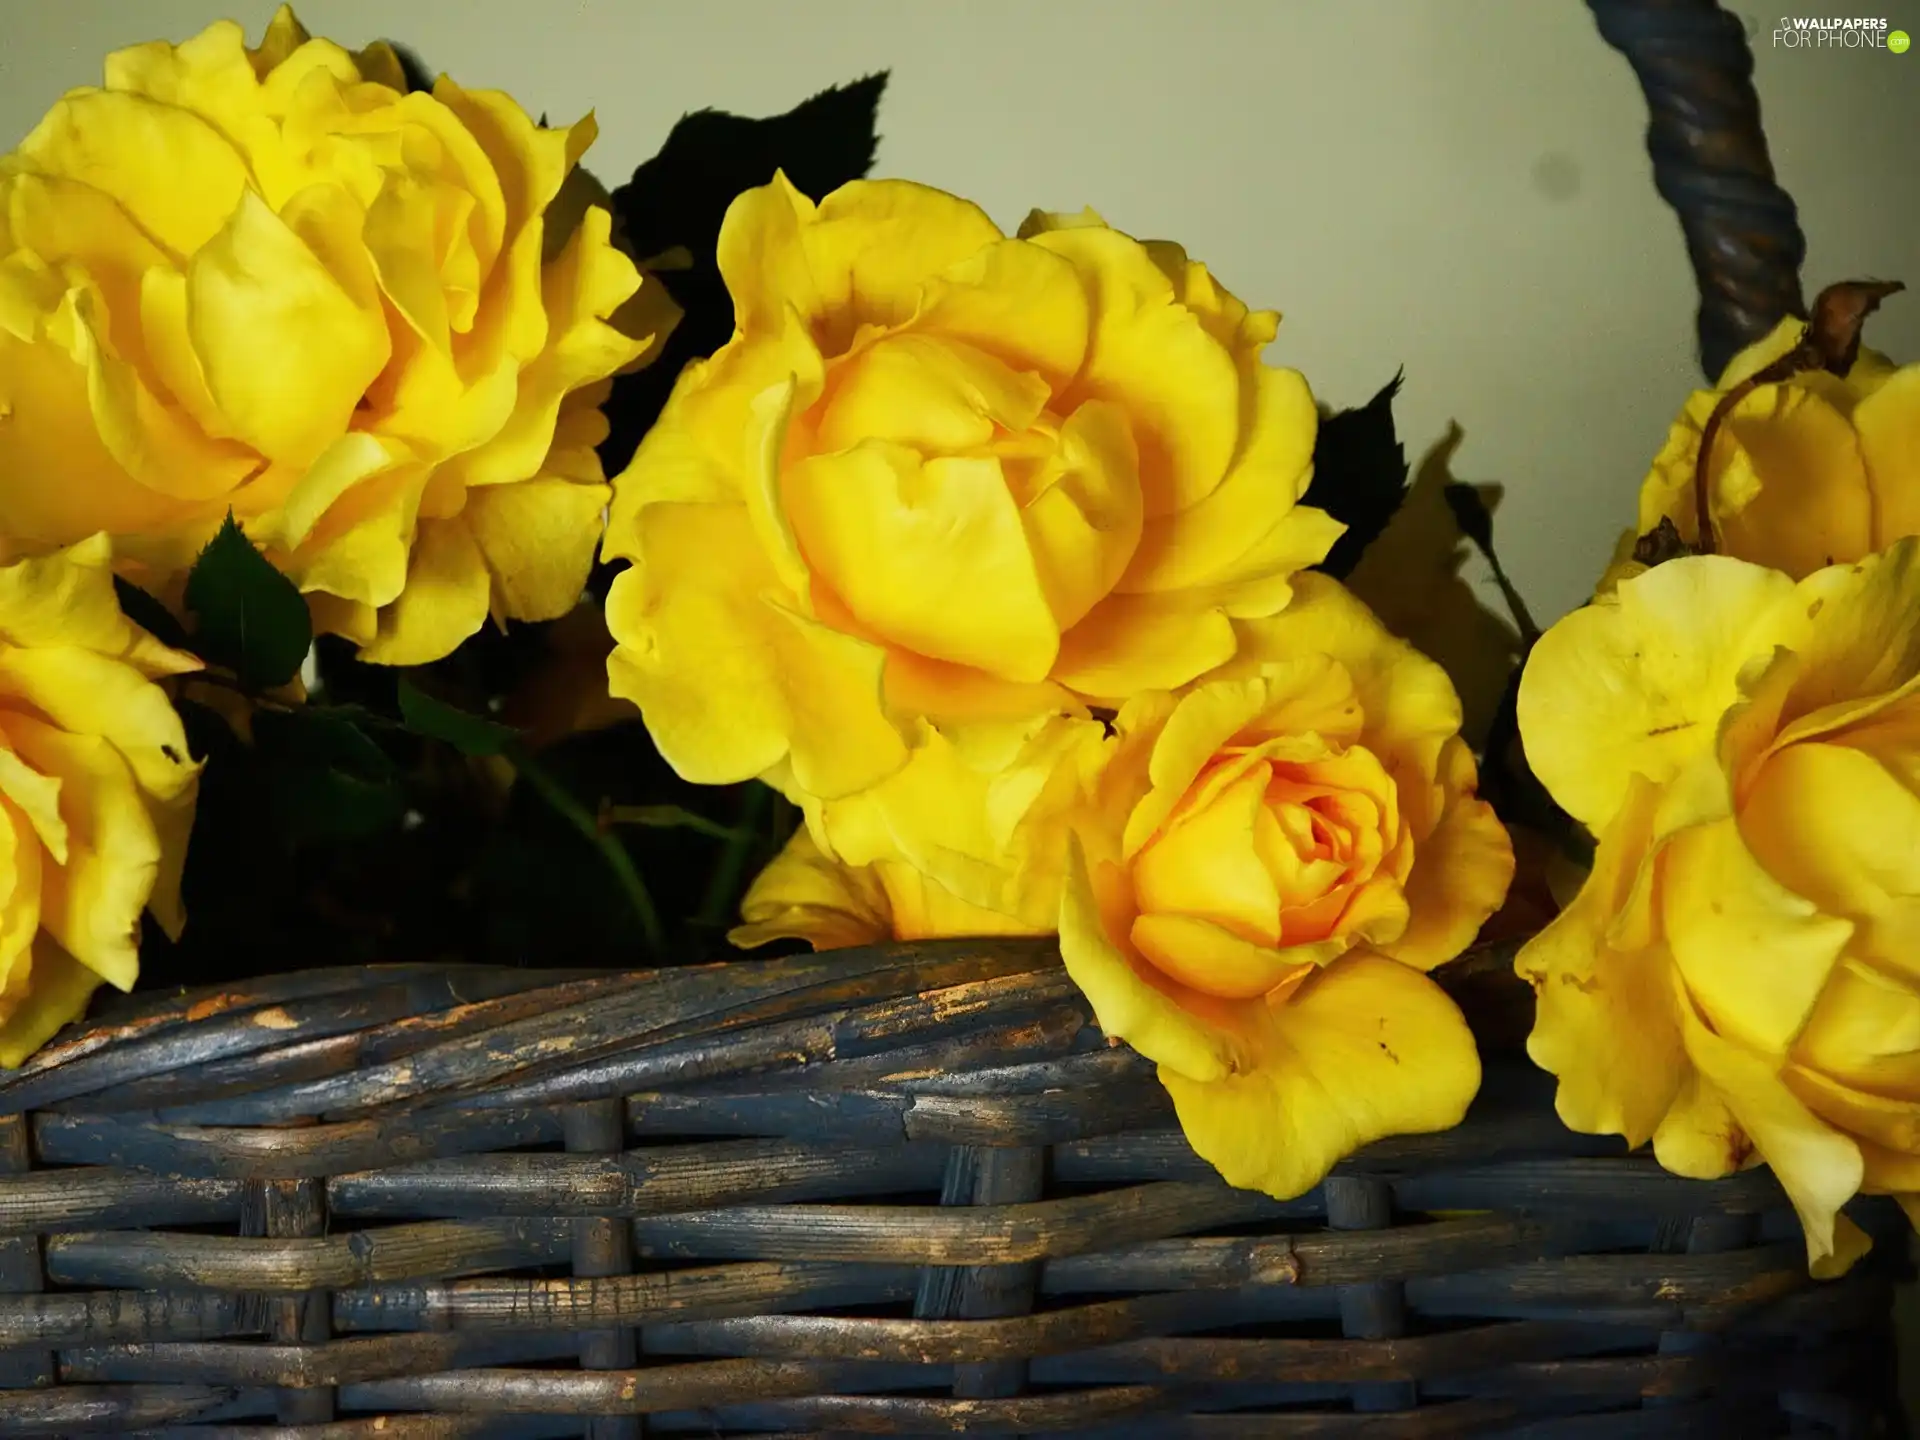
[0, 942, 1903, 1437]
[0, 3, 1902, 1436]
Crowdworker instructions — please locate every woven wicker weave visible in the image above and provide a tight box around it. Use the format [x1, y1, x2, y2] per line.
[0, 941, 1904, 1437]
[0, 2, 1900, 1436]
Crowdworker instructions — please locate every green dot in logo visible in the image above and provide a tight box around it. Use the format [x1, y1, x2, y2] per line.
[1892, 29, 1912, 53]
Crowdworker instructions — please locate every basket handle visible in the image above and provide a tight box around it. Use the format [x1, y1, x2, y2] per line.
[1587, 0, 1807, 380]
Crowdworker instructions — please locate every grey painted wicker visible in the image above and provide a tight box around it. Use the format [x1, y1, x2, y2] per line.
[0, 2, 1897, 1436]
[0, 941, 1903, 1437]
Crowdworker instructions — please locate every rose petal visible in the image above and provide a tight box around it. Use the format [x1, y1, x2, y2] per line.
[913, 237, 1089, 386]
[1855, 363, 1920, 548]
[361, 515, 493, 666]
[1518, 773, 1685, 1147]
[1130, 912, 1337, 999]
[1120, 365, 1324, 592]
[1053, 589, 1237, 700]
[1, 716, 158, 991]
[0, 938, 106, 1070]
[1030, 224, 1239, 518]
[14, 88, 249, 257]
[465, 478, 610, 623]
[1517, 555, 1795, 833]
[1713, 383, 1875, 577]
[783, 441, 1060, 684]
[1131, 763, 1280, 945]
[1663, 816, 1852, 1054]
[1673, 975, 1864, 1272]
[1381, 738, 1513, 971]
[604, 501, 906, 798]
[1160, 952, 1480, 1199]
[730, 827, 894, 952]
[1059, 835, 1236, 1084]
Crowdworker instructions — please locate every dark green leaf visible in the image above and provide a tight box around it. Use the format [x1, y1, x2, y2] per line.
[112, 576, 192, 652]
[265, 764, 408, 845]
[304, 702, 405, 733]
[182, 513, 313, 689]
[1303, 372, 1409, 579]
[397, 677, 520, 757]
[1442, 481, 1495, 554]
[603, 803, 747, 843]
[1442, 481, 1542, 647]
[252, 707, 404, 846]
[598, 74, 888, 478]
[254, 707, 397, 778]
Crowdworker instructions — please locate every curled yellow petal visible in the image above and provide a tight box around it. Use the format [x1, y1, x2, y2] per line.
[1673, 977, 1863, 1273]
[604, 503, 906, 798]
[360, 516, 493, 667]
[1661, 816, 1852, 1055]
[1058, 835, 1235, 1084]
[465, 479, 611, 623]
[731, 827, 893, 952]
[1160, 951, 1480, 1200]
[187, 189, 391, 468]
[0, 939, 105, 1070]
[783, 443, 1060, 684]
[1382, 740, 1514, 971]
[1516, 773, 1685, 1148]
[1518, 555, 1795, 833]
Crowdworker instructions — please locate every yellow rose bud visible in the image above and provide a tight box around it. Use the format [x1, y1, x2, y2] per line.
[602, 175, 1341, 803]
[0, 6, 676, 664]
[1060, 574, 1513, 1199]
[0, 536, 201, 1065]
[1516, 537, 1920, 1275]
[1636, 316, 1919, 576]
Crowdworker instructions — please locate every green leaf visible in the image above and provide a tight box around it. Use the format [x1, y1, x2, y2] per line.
[396, 677, 521, 756]
[254, 707, 396, 777]
[1303, 372, 1409, 580]
[112, 576, 192, 652]
[265, 764, 408, 846]
[601, 803, 748, 843]
[599, 74, 888, 477]
[182, 513, 313, 689]
[251, 707, 404, 846]
[1442, 481, 1495, 554]
[1443, 481, 1541, 647]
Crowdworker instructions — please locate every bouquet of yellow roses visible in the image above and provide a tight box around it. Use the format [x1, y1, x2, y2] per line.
[0, 5, 1913, 1295]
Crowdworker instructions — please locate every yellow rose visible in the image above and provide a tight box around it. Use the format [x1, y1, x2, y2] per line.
[1059, 574, 1513, 1197]
[602, 176, 1341, 803]
[731, 825, 1047, 951]
[779, 710, 1112, 934]
[1634, 316, 1918, 577]
[0, 6, 676, 664]
[0, 536, 201, 1065]
[1516, 538, 1920, 1274]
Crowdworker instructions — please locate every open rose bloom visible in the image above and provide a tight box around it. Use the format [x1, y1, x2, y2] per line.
[0, 5, 676, 663]
[1060, 577, 1513, 1197]
[1519, 539, 1920, 1274]
[602, 176, 1341, 805]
